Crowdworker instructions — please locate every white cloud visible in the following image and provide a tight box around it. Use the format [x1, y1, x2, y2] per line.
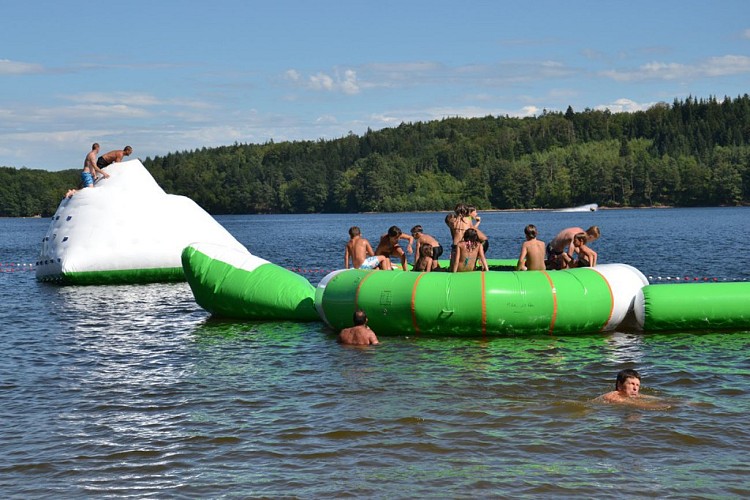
[289, 68, 361, 95]
[284, 59, 576, 96]
[601, 55, 750, 82]
[595, 98, 654, 113]
[315, 114, 338, 124]
[284, 69, 301, 81]
[0, 59, 44, 75]
[309, 72, 335, 91]
[742, 28, 750, 39]
[340, 69, 359, 95]
[366, 103, 544, 128]
[66, 92, 162, 106]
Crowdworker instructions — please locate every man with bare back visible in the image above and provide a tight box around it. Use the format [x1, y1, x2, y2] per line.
[546, 225, 600, 270]
[345, 226, 388, 270]
[338, 310, 380, 346]
[82, 142, 109, 187]
[97, 145, 133, 170]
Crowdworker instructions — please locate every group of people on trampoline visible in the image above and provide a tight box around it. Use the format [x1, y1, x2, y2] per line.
[344, 204, 600, 273]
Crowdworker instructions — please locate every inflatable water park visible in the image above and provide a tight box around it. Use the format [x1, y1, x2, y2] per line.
[37, 162, 750, 335]
[36, 159, 246, 284]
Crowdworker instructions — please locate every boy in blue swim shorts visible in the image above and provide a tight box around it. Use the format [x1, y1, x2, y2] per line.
[345, 226, 390, 270]
[81, 142, 109, 188]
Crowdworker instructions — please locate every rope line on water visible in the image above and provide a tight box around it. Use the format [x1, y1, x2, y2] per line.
[647, 275, 748, 282]
[0, 263, 36, 272]
[285, 267, 338, 275]
[3, 262, 747, 281]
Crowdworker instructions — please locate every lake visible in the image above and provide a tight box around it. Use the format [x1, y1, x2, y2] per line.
[1, 207, 749, 497]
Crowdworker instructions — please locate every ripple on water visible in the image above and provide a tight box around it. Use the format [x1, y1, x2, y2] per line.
[2, 211, 750, 497]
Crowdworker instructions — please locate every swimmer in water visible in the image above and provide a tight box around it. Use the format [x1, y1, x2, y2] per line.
[596, 369, 671, 410]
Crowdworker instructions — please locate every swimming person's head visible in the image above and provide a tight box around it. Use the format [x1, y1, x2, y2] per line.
[615, 368, 641, 393]
[353, 309, 368, 326]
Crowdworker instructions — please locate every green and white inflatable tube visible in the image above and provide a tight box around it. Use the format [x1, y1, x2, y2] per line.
[182, 242, 318, 321]
[315, 263, 648, 336]
[634, 282, 750, 331]
[36, 160, 246, 285]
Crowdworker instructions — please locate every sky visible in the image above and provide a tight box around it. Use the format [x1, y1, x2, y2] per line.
[2, 1, 749, 172]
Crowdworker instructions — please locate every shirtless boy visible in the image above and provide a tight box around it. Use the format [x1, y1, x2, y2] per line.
[375, 225, 414, 271]
[82, 142, 109, 188]
[97, 145, 133, 169]
[516, 224, 546, 271]
[345, 226, 388, 270]
[338, 310, 380, 346]
[546, 225, 600, 270]
[411, 225, 443, 270]
[450, 228, 489, 272]
[573, 232, 598, 267]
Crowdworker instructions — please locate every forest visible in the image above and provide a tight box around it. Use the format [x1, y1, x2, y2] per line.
[2, 94, 749, 217]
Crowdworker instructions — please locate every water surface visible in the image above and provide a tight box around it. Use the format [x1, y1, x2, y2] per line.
[1, 208, 748, 498]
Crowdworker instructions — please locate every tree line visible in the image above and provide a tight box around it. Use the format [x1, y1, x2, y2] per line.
[2, 94, 749, 217]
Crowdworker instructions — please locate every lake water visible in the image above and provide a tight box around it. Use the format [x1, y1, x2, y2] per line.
[1, 207, 749, 498]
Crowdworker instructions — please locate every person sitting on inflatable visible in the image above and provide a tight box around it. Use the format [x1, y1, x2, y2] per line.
[451, 228, 488, 272]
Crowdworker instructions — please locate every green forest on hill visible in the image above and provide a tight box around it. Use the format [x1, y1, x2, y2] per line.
[2, 94, 749, 217]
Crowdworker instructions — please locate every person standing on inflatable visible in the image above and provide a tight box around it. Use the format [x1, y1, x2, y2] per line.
[83, 142, 109, 186]
[97, 145, 133, 170]
[68, 143, 110, 197]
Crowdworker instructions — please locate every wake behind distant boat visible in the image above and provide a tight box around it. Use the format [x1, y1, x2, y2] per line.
[556, 203, 598, 212]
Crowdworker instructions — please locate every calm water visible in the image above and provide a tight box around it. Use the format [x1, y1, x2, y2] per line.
[1, 207, 749, 498]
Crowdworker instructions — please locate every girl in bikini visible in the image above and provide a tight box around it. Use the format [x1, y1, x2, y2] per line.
[450, 228, 489, 272]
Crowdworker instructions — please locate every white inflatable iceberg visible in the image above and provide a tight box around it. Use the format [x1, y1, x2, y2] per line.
[36, 159, 246, 284]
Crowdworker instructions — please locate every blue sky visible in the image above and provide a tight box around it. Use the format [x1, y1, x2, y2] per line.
[2, 1, 749, 171]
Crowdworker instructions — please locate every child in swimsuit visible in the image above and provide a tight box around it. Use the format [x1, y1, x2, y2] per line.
[450, 228, 489, 272]
[573, 233, 597, 267]
[345, 226, 389, 270]
[413, 244, 435, 272]
[411, 225, 443, 271]
[374, 225, 414, 271]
